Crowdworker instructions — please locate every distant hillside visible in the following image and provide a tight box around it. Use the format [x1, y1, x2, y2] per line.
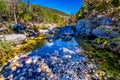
[0, 1, 69, 25]
[38, 5, 69, 16]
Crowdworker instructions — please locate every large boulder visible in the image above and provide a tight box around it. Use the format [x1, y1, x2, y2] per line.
[0, 34, 26, 44]
[13, 24, 27, 33]
[76, 19, 93, 36]
[92, 26, 118, 39]
[59, 26, 74, 35]
[59, 26, 74, 41]
[97, 17, 113, 26]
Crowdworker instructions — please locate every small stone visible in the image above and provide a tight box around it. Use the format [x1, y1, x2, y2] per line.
[26, 58, 32, 64]
[8, 74, 13, 79]
[11, 66, 16, 71]
[0, 75, 5, 80]
[37, 68, 41, 73]
[50, 75, 54, 78]
[41, 63, 48, 71]
[33, 58, 39, 64]
[20, 77, 25, 80]
[63, 55, 72, 59]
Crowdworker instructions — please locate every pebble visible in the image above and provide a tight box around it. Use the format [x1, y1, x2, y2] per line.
[26, 58, 32, 64]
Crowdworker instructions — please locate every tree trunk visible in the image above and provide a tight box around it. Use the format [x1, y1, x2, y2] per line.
[13, 0, 17, 24]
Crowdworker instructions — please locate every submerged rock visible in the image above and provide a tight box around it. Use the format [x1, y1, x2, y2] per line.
[92, 26, 118, 39]
[76, 19, 93, 36]
[45, 36, 54, 42]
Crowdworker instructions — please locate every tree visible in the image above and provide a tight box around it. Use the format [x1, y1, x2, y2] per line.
[5, 0, 18, 24]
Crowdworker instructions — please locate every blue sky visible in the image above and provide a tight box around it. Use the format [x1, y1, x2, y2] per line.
[30, 0, 83, 14]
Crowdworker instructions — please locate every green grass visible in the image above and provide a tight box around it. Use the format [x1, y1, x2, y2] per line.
[76, 37, 120, 80]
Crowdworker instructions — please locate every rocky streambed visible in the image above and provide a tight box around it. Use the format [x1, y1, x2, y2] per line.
[0, 32, 99, 80]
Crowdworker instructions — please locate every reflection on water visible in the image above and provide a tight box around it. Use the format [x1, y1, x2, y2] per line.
[29, 38, 84, 60]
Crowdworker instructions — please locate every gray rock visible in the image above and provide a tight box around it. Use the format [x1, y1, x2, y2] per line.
[97, 17, 113, 26]
[76, 19, 93, 36]
[92, 26, 118, 39]
[0, 34, 26, 44]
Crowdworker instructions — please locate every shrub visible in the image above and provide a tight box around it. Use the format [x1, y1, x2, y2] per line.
[0, 41, 12, 66]
[23, 13, 32, 21]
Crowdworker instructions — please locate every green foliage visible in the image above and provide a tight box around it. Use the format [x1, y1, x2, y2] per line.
[117, 6, 120, 12]
[0, 1, 10, 21]
[76, 7, 84, 19]
[0, 1, 69, 25]
[76, 0, 119, 19]
[76, 38, 120, 79]
[95, 38, 108, 45]
[110, 37, 120, 43]
[0, 40, 12, 54]
[111, 0, 120, 7]
[100, 26, 112, 34]
[95, 38, 102, 44]
[27, 3, 68, 25]
[109, 37, 120, 48]
[23, 13, 32, 21]
[33, 26, 40, 32]
[0, 41, 12, 66]
[96, 2, 108, 12]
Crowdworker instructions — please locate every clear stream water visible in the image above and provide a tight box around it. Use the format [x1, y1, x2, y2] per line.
[0, 37, 98, 80]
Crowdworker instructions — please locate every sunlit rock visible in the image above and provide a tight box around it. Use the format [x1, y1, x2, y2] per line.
[37, 68, 41, 73]
[11, 66, 16, 71]
[0, 34, 26, 44]
[26, 58, 32, 64]
[63, 55, 72, 59]
[0, 75, 5, 80]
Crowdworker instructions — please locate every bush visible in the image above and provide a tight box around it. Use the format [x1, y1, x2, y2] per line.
[0, 41, 12, 66]
[23, 13, 32, 21]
